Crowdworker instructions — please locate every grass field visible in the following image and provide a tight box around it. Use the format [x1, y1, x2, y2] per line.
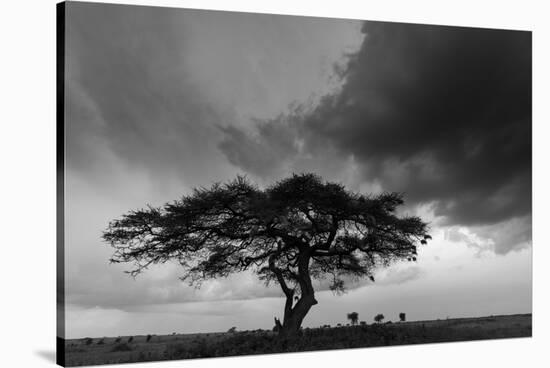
[63, 313, 531, 366]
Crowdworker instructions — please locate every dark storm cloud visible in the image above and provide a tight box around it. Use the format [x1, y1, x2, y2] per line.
[220, 21, 532, 227]
[65, 2, 363, 193]
[65, 3, 235, 191]
[218, 115, 302, 178]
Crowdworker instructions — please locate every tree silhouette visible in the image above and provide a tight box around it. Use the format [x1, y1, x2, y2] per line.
[103, 173, 430, 336]
[374, 314, 385, 323]
[399, 313, 406, 322]
[347, 312, 359, 326]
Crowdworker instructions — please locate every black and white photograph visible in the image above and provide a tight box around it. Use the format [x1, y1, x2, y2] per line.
[54, 1, 535, 366]
[5, 0, 550, 367]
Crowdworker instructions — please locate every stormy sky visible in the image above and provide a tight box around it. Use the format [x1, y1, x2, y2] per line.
[63, 2, 531, 338]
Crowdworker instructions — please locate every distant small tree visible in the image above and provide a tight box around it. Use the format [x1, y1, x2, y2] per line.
[374, 314, 385, 323]
[146, 334, 153, 342]
[347, 312, 359, 326]
[127, 336, 134, 343]
[399, 313, 406, 322]
[227, 327, 237, 333]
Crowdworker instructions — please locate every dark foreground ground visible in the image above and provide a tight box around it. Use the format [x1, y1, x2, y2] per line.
[63, 314, 531, 367]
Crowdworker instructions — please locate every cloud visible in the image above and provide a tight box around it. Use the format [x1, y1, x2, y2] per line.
[444, 214, 532, 254]
[218, 115, 301, 179]
[66, 265, 284, 310]
[377, 266, 424, 285]
[311, 264, 423, 294]
[65, 2, 363, 192]
[65, 3, 237, 193]
[219, 21, 532, 229]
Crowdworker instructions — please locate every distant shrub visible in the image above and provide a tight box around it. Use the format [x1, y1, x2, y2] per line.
[97, 338, 105, 345]
[374, 314, 385, 323]
[227, 327, 237, 333]
[347, 312, 359, 326]
[111, 343, 133, 352]
[84, 338, 93, 345]
[399, 313, 406, 322]
[360, 321, 366, 326]
[146, 334, 153, 342]
[127, 336, 134, 343]
[114, 337, 121, 343]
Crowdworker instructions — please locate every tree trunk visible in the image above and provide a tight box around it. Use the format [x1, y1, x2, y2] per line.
[278, 294, 317, 337]
[276, 252, 317, 337]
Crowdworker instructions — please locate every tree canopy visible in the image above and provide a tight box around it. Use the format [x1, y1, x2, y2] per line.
[103, 173, 430, 335]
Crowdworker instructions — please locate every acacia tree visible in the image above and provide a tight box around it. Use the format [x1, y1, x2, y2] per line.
[103, 173, 430, 336]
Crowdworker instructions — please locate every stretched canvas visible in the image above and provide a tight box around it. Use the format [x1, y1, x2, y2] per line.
[57, 1, 532, 366]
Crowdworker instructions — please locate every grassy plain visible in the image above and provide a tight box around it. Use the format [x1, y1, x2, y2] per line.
[63, 313, 531, 366]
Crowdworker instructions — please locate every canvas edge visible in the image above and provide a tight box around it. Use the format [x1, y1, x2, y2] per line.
[56, 1, 66, 367]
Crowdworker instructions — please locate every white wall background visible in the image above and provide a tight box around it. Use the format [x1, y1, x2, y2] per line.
[0, 0, 548, 367]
